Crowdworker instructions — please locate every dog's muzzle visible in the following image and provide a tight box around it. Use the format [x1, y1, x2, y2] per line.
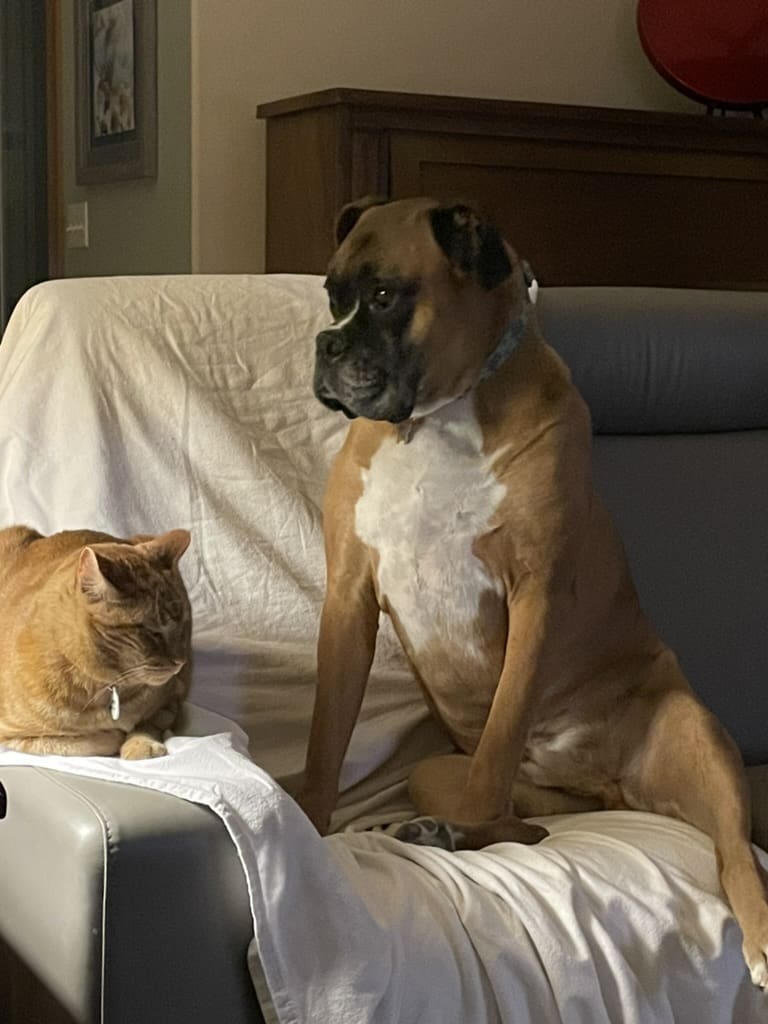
[314, 327, 422, 423]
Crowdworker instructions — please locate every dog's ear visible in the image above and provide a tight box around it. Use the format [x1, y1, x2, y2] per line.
[429, 203, 512, 289]
[334, 195, 389, 246]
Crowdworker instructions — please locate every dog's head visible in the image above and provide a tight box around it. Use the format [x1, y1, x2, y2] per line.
[313, 196, 531, 423]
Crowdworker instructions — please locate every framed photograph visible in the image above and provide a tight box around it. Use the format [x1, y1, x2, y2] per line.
[75, 0, 157, 184]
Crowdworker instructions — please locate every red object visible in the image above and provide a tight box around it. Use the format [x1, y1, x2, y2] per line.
[637, 0, 768, 109]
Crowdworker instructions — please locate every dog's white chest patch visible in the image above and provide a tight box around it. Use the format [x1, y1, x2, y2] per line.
[355, 396, 506, 658]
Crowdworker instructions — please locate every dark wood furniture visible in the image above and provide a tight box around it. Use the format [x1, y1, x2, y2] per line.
[257, 88, 768, 289]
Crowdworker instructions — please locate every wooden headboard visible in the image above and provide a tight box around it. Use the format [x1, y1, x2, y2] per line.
[257, 88, 768, 290]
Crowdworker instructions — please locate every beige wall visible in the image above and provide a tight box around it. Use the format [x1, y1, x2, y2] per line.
[190, 0, 698, 274]
[62, 0, 191, 277]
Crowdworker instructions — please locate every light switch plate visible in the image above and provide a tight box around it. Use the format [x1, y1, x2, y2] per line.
[65, 201, 89, 248]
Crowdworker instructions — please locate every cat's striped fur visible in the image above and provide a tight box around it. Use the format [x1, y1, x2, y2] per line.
[0, 526, 191, 758]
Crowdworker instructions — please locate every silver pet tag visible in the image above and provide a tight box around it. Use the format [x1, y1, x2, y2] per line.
[110, 686, 120, 721]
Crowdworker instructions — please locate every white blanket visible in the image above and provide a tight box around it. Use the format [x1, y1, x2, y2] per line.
[1, 724, 765, 1024]
[1, 275, 767, 1022]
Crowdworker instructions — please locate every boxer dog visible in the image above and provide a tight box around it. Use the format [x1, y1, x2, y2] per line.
[296, 195, 768, 986]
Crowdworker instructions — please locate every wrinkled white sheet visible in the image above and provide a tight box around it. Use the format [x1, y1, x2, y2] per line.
[1, 726, 766, 1024]
[1, 275, 766, 1023]
[0, 274, 445, 829]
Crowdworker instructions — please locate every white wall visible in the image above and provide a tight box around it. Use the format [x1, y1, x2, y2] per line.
[190, 0, 698, 274]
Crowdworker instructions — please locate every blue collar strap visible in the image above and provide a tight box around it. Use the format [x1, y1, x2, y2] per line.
[480, 262, 538, 380]
[397, 263, 538, 442]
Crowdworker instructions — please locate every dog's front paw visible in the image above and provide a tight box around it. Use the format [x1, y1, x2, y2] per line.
[119, 735, 167, 760]
[294, 788, 333, 836]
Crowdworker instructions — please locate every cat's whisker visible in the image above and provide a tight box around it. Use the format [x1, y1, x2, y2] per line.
[81, 663, 164, 712]
[110, 664, 152, 687]
[82, 686, 111, 711]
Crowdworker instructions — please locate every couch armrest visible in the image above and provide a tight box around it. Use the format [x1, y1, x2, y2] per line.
[0, 764, 263, 1024]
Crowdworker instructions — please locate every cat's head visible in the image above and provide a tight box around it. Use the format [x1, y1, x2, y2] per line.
[75, 529, 192, 686]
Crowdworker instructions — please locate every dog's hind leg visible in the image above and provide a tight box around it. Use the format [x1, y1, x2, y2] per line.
[408, 753, 549, 846]
[509, 777, 604, 817]
[621, 678, 768, 988]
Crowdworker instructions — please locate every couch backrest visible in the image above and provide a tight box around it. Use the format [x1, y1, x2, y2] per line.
[539, 288, 768, 764]
[1, 277, 765, 763]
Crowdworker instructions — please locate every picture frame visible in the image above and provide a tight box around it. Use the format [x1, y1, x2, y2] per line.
[75, 0, 157, 185]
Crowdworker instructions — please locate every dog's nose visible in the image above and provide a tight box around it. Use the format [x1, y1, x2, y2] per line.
[317, 330, 351, 362]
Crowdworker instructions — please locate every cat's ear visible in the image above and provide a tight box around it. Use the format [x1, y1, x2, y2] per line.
[135, 529, 190, 568]
[77, 548, 120, 604]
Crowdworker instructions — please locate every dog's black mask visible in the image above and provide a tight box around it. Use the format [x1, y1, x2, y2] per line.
[313, 266, 424, 423]
[313, 197, 513, 422]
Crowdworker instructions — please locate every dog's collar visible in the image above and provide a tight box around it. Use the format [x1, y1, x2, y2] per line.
[480, 262, 538, 381]
[397, 263, 538, 444]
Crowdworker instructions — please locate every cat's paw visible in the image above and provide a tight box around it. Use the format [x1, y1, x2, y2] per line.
[119, 735, 167, 760]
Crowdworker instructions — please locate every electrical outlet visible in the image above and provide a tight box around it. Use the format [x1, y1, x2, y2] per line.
[65, 201, 89, 248]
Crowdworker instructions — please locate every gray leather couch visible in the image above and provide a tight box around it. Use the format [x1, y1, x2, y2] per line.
[1, 285, 767, 1024]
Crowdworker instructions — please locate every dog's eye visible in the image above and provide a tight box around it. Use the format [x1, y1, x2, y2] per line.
[370, 286, 396, 312]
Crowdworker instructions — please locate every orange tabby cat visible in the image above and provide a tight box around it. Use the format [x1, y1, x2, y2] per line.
[0, 526, 192, 759]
